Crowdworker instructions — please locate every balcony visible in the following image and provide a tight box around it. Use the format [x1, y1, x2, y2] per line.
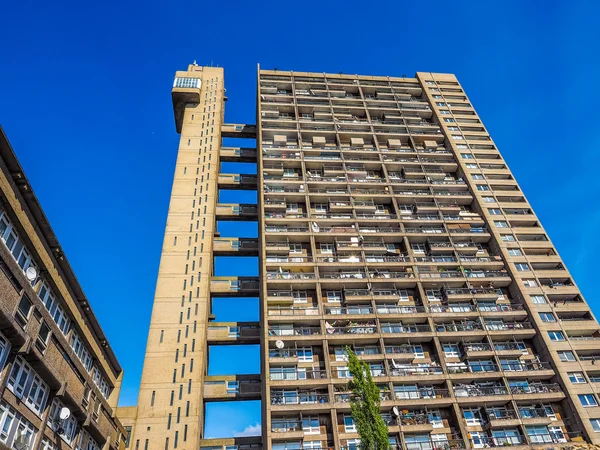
[454, 385, 509, 399]
[268, 326, 321, 338]
[509, 383, 564, 401]
[221, 123, 257, 138]
[270, 391, 330, 409]
[210, 276, 259, 297]
[389, 364, 443, 377]
[215, 203, 258, 221]
[217, 173, 258, 190]
[207, 322, 260, 344]
[269, 367, 327, 382]
[219, 146, 257, 162]
[213, 237, 258, 256]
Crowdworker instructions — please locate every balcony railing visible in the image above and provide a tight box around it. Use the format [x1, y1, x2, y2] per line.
[269, 368, 327, 380]
[454, 385, 508, 397]
[518, 407, 556, 419]
[509, 384, 561, 394]
[390, 366, 443, 376]
[267, 306, 319, 316]
[269, 326, 321, 336]
[377, 305, 426, 314]
[327, 325, 377, 335]
[381, 324, 430, 334]
[325, 306, 374, 315]
[270, 393, 329, 405]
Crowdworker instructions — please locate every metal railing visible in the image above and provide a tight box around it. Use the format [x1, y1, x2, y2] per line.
[454, 385, 508, 396]
[509, 383, 561, 394]
[270, 393, 329, 405]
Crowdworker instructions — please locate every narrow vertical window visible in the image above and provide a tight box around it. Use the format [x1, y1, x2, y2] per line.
[151, 391, 155, 406]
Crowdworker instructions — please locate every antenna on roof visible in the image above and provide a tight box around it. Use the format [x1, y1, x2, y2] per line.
[192, 60, 198, 66]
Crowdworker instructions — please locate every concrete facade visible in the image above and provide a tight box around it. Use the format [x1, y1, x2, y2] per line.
[118, 65, 600, 450]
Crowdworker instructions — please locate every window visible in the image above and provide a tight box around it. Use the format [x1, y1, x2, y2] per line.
[412, 243, 426, 254]
[7, 356, 49, 415]
[515, 263, 530, 271]
[507, 248, 522, 256]
[591, 419, 600, 432]
[125, 426, 132, 447]
[501, 234, 516, 242]
[558, 351, 576, 362]
[471, 174, 484, 180]
[461, 153, 473, 159]
[0, 402, 36, 448]
[226, 381, 239, 394]
[531, 295, 546, 304]
[70, 332, 93, 371]
[452, 135, 464, 140]
[580, 394, 598, 407]
[466, 163, 477, 168]
[476, 185, 489, 191]
[36, 322, 51, 352]
[444, 118, 454, 122]
[47, 398, 78, 444]
[548, 331, 565, 341]
[0, 331, 11, 371]
[344, 415, 356, 432]
[15, 296, 33, 327]
[443, 344, 460, 358]
[539, 312, 555, 322]
[0, 211, 37, 276]
[569, 372, 586, 384]
[494, 221, 508, 228]
[38, 281, 71, 335]
[523, 279, 538, 287]
[488, 208, 501, 215]
[463, 408, 484, 425]
[297, 347, 313, 362]
[482, 196, 495, 203]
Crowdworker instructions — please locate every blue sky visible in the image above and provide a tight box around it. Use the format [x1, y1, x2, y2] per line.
[1, 0, 599, 439]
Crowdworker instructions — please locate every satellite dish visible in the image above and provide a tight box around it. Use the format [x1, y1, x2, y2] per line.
[59, 407, 71, 420]
[14, 433, 30, 450]
[25, 266, 37, 281]
[275, 340, 284, 349]
[392, 406, 400, 417]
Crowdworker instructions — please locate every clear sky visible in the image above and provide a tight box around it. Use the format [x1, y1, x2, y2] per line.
[1, 0, 599, 439]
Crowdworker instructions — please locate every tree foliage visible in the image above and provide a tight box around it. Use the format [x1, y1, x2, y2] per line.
[346, 346, 390, 450]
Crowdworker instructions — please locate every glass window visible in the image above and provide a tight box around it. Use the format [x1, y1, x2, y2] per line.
[515, 263, 530, 271]
[16, 296, 33, 325]
[501, 234, 515, 241]
[476, 185, 489, 191]
[344, 415, 356, 432]
[494, 221, 509, 228]
[482, 196, 495, 203]
[580, 394, 598, 407]
[466, 163, 477, 168]
[7, 356, 49, 414]
[461, 153, 473, 159]
[523, 279, 537, 287]
[591, 419, 600, 432]
[507, 248, 522, 256]
[569, 372, 586, 384]
[539, 312, 555, 322]
[548, 331, 565, 341]
[531, 295, 546, 304]
[488, 208, 501, 215]
[558, 351, 576, 362]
